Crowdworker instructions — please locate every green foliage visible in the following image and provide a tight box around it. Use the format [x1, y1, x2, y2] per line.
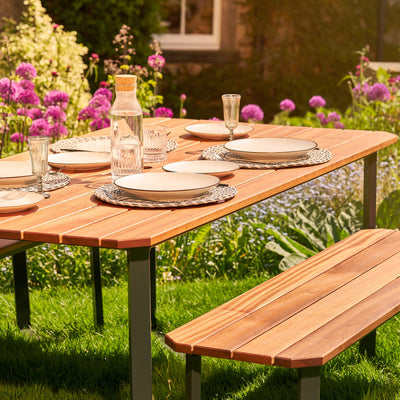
[265, 201, 363, 271]
[377, 190, 400, 229]
[41, 0, 162, 68]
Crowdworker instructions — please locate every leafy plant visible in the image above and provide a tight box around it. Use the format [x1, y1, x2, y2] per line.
[265, 201, 363, 271]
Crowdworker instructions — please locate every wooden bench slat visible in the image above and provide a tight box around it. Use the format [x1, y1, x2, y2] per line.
[274, 277, 400, 368]
[0, 239, 37, 257]
[165, 229, 399, 353]
[230, 249, 400, 364]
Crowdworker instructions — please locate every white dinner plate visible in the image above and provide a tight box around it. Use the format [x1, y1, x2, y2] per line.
[224, 138, 317, 161]
[185, 122, 253, 140]
[0, 191, 44, 213]
[0, 161, 36, 187]
[163, 160, 239, 177]
[48, 152, 111, 171]
[115, 172, 220, 201]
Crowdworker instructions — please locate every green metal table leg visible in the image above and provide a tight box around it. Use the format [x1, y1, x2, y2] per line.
[150, 247, 157, 330]
[360, 330, 376, 357]
[298, 366, 321, 400]
[90, 247, 104, 328]
[186, 354, 201, 400]
[363, 152, 377, 229]
[127, 247, 152, 400]
[12, 251, 30, 329]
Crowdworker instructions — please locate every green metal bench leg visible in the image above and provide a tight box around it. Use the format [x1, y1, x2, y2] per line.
[90, 247, 104, 328]
[12, 251, 31, 329]
[150, 247, 157, 329]
[298, 366, 320, 400]
[359, 329, 376, 357]
[186, 354, 201, 400]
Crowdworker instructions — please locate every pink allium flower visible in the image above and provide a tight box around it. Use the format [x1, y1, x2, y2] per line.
[209, 117, 221, 121]
[89, 94, 111, 109]
[367, 82, 390, 102]
[78, 106, 98, 121]
[53, 24, 59, 29]
[10, 132, 25, 143]
[91, 53, 99, 60]
[279, 99, 296, 112]
[100, 81, 110, 88]
[29, 118, 50, 136]
[51, 71, 59, 77]
[334, 122, 345, 129]
[309, 95, 326, 108]
[44, 90, 69, 109]
[352, 83, 370, 99]
[155, 107, 173, 118]
[15, 89, 40, 106]
[49, 122, 68, 137]
[180, 108, 187, 117]
[180, 94, 187, 102]
[94, 88, 113, 102]
[147, 54, 166, 70]
[316, 112, 329, 126]
[15, 63, 37, 80]
[44, 105, 67, 122]
[89, 118, 110, 131]
[29, 108, 44, 120]
[18, 80, 35, 91]
[0, 77, 18, 101]
[241, 104, 264, 122]
[327, 112, 341, 122]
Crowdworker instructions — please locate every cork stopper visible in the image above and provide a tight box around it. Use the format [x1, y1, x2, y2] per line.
[115, 74, 137, 91]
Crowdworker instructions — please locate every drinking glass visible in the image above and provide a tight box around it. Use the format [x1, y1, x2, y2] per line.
[222, 94, 241, 141]
[143, 125, 168, 163]
[28, 136, 50, 198]
[111, 143, 143, 183]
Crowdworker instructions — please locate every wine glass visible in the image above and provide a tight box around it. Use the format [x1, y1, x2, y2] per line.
[28, 136, 50, 198]
[222, 94, 241, 141]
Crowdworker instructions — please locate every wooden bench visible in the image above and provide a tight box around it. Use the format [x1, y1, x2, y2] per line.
[0, 240, 104, 329]
[165, 229, 400, 400]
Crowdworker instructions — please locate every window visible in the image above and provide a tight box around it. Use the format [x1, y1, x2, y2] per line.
[154, 0, 222, 51]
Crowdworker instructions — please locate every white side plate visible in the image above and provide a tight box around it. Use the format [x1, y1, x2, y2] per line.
[163, 160, 239, 177]
[0, 161, 36, 187]
[0, 191, 44, 213]
[115, 172, 220, 201]
[48, 152, 111, 170]
[224, 138, 317, 161]
[185, 122, 253, 140]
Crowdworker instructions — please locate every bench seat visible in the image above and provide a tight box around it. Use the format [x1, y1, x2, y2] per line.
[165, 228, 400, 399]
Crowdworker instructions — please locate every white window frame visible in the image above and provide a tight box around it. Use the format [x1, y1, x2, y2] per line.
[154, 0, 222, 51]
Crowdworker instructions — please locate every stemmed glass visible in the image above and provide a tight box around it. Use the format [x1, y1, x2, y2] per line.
[222, 94, 241, 141]
[28, 136, 50, 198]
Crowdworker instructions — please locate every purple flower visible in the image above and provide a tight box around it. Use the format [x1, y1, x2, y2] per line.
[309, 95, 326, 108]
[15, 89, 40, 106]
[352, 83, 370, 99]
[44, 90, 69, 108]
[209, 117, 221, 121]
[93, 88, 113, 101]
[29, 108, 44, 120]
[96, 105, 110, 118]
[78, 106, 98, 121]
[18, 80, 35, 91]
[279, 99, 296, 112]
[316, 112, 329, 126]
[334, 122, 345, 129]
[29, 118, 50, 136]
[49, 122, 68, 137]
[327, 112, 341, 122]
[15, 62, 37, 80]
[88, 94, 111, 109]
[180, 108, 187, 117]
[147, 54, 166, 70]
[241, 104, 264, 122]
[367, 82, 390, 102]
[10, 132, 25, 143]
[180, 94, 187, 102]
[155, 107, 173, 118]
[89, 118, 110, 131]
[44, 105, 67, 122]
[0, 78, 18, 102]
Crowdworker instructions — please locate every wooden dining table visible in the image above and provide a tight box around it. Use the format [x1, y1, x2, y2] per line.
[0, 118, 397, 399]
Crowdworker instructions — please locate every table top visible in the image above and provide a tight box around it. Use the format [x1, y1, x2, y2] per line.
[0, 118, 396, 249]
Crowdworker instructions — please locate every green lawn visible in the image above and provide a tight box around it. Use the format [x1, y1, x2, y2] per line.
[0, 276, 400, 399]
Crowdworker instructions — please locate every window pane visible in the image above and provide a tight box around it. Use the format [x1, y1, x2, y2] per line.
[161, 0, 181, 34]
[186, 0, 213, 34]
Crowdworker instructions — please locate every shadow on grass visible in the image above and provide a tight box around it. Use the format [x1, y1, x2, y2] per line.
[0, 333, 130, 399]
